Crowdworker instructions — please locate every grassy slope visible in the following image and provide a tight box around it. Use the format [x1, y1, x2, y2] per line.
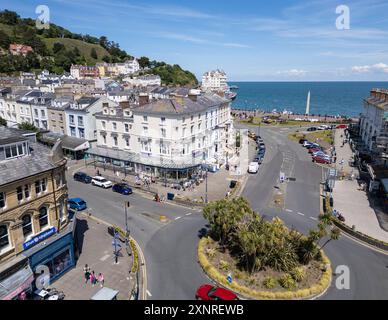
[0, 22, 13, 36]
[43, 38, 110, 63]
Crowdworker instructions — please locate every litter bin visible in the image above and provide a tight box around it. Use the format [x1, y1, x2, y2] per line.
[167, 192, 175, 200]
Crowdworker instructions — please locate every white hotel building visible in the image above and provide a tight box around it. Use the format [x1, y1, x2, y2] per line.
[88, 92, 234, 179]
[201, 69, 228, 92]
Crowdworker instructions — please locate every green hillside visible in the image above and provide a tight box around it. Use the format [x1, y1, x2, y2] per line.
[43, 38, 110, 64]
[0, 9, 198, 85]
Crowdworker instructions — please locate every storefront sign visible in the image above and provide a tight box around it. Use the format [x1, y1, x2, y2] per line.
[23, 227, 57, 251]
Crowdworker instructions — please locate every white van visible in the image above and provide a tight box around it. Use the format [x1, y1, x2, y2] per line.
[248, 162, 259, 174]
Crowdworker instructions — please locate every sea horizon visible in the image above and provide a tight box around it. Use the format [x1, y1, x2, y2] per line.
[228, 81, 388, 117]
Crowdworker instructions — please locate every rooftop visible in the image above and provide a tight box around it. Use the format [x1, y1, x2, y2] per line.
[0, 126, 63, 186]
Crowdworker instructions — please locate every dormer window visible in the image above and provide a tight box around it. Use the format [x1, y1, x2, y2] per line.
[103, 108, 108, 114]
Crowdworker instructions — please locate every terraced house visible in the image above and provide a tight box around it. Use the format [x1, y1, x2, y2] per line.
[0, 127, 76, 300]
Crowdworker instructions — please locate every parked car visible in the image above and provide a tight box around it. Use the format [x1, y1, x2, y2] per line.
[313, 156, 331, 164]
[307, 127, 318, 131]
[318, 125, 330, 130]
[336, 124, 348, 129]
[299, 138, 307, 144]
[68, 198, 87, 211]
[112, 183, 133, 195]
[73, 172, 92, 184]
[248, 162, 259, 174]
[195, 285, 238, 301]
[308, 147, 322, 154]
[91, 176, 113, 188]
[254, 155, 263, 164]
[303, 141, 312, 147]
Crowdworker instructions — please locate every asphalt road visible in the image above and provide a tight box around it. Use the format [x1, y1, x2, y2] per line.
[239, 124, 388, 299]
[67, 124, 388, 300]
[67, 176, 209, 300]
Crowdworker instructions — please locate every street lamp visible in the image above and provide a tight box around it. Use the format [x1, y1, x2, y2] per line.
[202, 161, 208, 204]
[124, 201, 130, 249]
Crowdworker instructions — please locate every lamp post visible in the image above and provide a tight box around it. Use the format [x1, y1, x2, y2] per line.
[202, 161, 208, 204]
[124, 201, 130, 249]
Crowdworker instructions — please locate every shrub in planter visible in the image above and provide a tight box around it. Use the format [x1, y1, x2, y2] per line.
[290, 267, 305, 282]
[278, 274, 296, 290]
[206, 248, 216, 258]
[219, 260, 230, 271]
[262, 277, 277, 289]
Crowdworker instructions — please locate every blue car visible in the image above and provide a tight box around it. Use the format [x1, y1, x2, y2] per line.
[68, 198, 87, 211]
[112, 183, 133, 195]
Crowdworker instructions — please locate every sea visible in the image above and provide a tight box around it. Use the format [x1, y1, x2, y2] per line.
[229, 82, 388, 117]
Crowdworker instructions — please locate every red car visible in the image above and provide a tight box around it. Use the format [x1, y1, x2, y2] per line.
[313, 156, 331, 164]
[336, 124, 348, 129]
[195, 284, 239, 300]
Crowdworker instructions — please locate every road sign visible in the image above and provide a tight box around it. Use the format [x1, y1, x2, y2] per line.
[227, 273, 233, 284]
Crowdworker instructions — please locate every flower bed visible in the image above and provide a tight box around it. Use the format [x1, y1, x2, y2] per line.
[198, 237, 332, 300]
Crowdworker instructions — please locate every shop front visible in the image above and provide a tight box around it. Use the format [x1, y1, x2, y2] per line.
[22, 222, 77, 287]
[0, 257, 34, 300]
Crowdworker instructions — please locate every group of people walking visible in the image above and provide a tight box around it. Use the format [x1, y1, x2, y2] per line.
[83, 264, 104, 287]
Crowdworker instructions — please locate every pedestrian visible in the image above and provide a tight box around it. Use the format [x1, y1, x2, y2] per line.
[97, 273, 104, 287]
[83, 264, 90, 284]
[90, 271, 96, 287]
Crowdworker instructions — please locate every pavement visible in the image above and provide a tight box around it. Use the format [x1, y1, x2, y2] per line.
[49, 215, 136, 300]
[332, 129, 388, 242]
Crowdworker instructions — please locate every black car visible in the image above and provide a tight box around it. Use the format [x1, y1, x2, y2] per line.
[73, 172, 92, 184]
[299, 138, 307, 144]
[307, 127, 318, 132]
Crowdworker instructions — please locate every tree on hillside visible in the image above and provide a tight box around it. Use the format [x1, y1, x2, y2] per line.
[0, 30, 11, 49]
[138, 56, 150, 69]
[90, 48, 98, 59]
[53, 42, 65, 54]
[99, 36, 109, 49]
[102, 55, 110, 63]
[0, 10, 20, 25]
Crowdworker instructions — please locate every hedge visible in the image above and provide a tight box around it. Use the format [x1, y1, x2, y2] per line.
[197, 237, 332, 300]
[113, 225, 139, 273]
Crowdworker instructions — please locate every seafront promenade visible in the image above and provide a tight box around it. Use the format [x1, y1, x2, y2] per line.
[231, 108, 357, 123]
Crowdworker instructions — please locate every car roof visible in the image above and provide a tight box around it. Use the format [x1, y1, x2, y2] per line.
[93, 176, 106, 179]
[69, 198, 84, 202]
[213, 288, 237, 300]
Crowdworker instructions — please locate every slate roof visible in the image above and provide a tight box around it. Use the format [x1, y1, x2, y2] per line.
[0, 127, 58, 186]
[133, 92, 229, 116]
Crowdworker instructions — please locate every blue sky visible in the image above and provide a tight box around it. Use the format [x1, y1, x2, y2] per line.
[2, 0, 388, 81]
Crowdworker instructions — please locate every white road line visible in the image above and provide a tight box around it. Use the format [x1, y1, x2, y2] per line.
[297, 212, 305, 216]
[185, 213, 192, 216]
[310, 217, 318, 221]
[146, 290, 152, 297]
[175, 216, 181, 220]
[285, 209, 293, 213]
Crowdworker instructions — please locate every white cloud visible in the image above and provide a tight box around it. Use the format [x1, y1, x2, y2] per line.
[276, 69, 307, 77]
[351, 63, 388, 73]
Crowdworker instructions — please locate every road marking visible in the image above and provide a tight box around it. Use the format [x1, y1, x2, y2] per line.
[100, 254, 110, 261]
[185, 213, 192, 216]
[297, 212, 305, 216]
[146, 290, 152, 297]
[310, 217, 318, 221]
[285, 209, 293, 213]
[175, 216, 181, 220]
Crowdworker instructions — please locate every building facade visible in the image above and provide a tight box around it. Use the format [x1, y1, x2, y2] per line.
[201, 69, 228, 92]
[90, 92, 234, 179]
[360, 89, 388, 152]
[0, 127, 75, 300]
[65, 96, 117, 142]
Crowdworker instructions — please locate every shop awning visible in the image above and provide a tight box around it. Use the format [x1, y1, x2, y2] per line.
[0, 263, 34, 300]
[40, 133, 90, 152]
